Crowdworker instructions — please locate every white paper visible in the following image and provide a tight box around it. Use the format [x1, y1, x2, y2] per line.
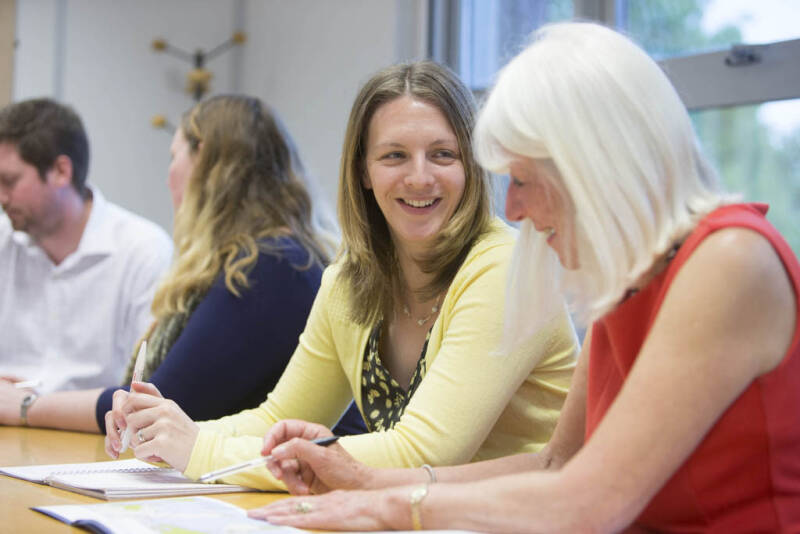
[34, 496, 305, 533]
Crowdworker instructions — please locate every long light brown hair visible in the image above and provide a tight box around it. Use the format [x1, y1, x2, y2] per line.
[338, 61, 492, 325]
[151, 95, 332, 319]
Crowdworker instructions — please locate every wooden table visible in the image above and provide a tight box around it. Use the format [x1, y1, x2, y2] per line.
[0, 426, 288, 532]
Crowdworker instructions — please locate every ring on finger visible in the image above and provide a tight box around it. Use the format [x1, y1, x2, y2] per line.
[137, 429, 145, 443]
[295, 501, 313, 514]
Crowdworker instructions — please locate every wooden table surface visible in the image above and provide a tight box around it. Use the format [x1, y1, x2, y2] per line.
[0, 426, 290, 532]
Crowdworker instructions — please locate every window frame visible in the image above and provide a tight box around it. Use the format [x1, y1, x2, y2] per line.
[429, 0, 800, 111]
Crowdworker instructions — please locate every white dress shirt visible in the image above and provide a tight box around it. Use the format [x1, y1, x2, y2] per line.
[0, 187, 173, 394]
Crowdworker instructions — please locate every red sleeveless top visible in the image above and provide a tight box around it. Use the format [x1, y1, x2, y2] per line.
[586, 204, 800, 533]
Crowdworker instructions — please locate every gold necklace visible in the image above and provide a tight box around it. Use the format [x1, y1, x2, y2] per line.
[402, 294, 442, 327]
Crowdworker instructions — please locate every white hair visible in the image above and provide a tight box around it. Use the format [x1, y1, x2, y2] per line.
[495, 219, 574, 357]
[475, 22, 732, 340]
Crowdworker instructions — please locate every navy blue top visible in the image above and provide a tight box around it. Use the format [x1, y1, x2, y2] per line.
[96, 237, 365, 436]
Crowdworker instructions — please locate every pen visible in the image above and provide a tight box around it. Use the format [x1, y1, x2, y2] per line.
[198, 435, 340, 482]
[119, 340, 148, 453]
[13, 380, 42, 389]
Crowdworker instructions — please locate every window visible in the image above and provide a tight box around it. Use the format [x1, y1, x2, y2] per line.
[432, 0, 800, 255]
[453, 0, 573, 91]
[619, 0, 800, 255]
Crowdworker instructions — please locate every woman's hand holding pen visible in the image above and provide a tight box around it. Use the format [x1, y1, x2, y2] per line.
[105, 388, 137, 457]
[261, 419, 377, 495]
[251, 426, 438, 530]
[104, 382, 199, 472]
[105, 383, 158, 458]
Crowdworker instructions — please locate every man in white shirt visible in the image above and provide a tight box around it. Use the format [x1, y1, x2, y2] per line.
[0, 98, 172, 397]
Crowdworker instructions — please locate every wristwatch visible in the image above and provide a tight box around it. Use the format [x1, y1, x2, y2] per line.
[409, 483, 429, 530]
[20, 392, 39, 426]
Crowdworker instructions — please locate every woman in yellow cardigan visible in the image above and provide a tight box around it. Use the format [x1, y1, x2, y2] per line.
[105, 61, 578, 490]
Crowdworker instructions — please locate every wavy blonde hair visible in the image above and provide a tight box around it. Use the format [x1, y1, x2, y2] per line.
[337, 61, 492, 325]
[151, 95, 333, 319]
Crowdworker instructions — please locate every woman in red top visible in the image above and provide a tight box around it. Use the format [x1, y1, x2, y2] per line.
[246, 22, 800, 532]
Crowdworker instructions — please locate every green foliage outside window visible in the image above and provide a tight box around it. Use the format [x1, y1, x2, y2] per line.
[622, 0, 800, 255]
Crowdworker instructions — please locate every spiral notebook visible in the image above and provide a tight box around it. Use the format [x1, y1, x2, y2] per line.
[0, 458, 255, 500]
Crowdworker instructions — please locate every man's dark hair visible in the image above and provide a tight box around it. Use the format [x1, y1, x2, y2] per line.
[0, 98, 90, 196]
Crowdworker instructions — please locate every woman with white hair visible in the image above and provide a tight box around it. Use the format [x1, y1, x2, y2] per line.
[247, 22, 800, 533]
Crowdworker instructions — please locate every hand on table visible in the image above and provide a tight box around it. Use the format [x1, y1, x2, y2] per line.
[104, 382, 198, 471]
[262, 419, 375, 495]
[247, 486, 409, 531]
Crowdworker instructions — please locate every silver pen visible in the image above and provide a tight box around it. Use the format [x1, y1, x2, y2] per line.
[119, 340, 148, 453]
[198, 435, 340, 482]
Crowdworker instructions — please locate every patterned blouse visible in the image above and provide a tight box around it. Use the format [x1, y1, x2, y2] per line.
[360, 320, 431, 431]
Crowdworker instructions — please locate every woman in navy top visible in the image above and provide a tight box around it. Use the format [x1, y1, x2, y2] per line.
[1, 95, 365, 436]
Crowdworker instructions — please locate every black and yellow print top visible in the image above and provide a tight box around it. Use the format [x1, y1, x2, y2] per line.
[360, 321, 431, 432]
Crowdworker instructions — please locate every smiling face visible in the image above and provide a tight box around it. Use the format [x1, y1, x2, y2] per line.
[363, 96, 466, 257]
[167, 128, 196, 211]
[506, 155, 578, 269]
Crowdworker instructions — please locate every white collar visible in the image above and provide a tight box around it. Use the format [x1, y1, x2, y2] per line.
[72, 186, 115, 257]
[9, 184, 116, 263]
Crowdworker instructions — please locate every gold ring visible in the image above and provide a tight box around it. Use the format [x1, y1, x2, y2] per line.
[137, 429, 145, 443]
[295, 501, 313, 514]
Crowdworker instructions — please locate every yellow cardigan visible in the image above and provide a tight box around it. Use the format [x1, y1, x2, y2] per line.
[184, 218, 578, 489]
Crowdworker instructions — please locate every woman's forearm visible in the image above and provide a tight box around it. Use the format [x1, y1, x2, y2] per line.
[407, 467, 627, 534]
[364, 452, 549, 490]
[434, 451, 552, 484]
[385, 471, 590, 534]
[26, 388, 104, 433]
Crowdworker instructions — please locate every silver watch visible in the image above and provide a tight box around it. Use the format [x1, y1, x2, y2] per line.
[20, 392, 39, 426]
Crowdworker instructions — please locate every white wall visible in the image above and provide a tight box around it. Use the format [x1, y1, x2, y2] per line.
[240, 0, 427, 204]
[12, 0, 426, 231]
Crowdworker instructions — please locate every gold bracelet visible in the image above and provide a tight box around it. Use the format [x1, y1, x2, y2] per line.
[422, 463, 437, 483]
[409, 483, 429, 531]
